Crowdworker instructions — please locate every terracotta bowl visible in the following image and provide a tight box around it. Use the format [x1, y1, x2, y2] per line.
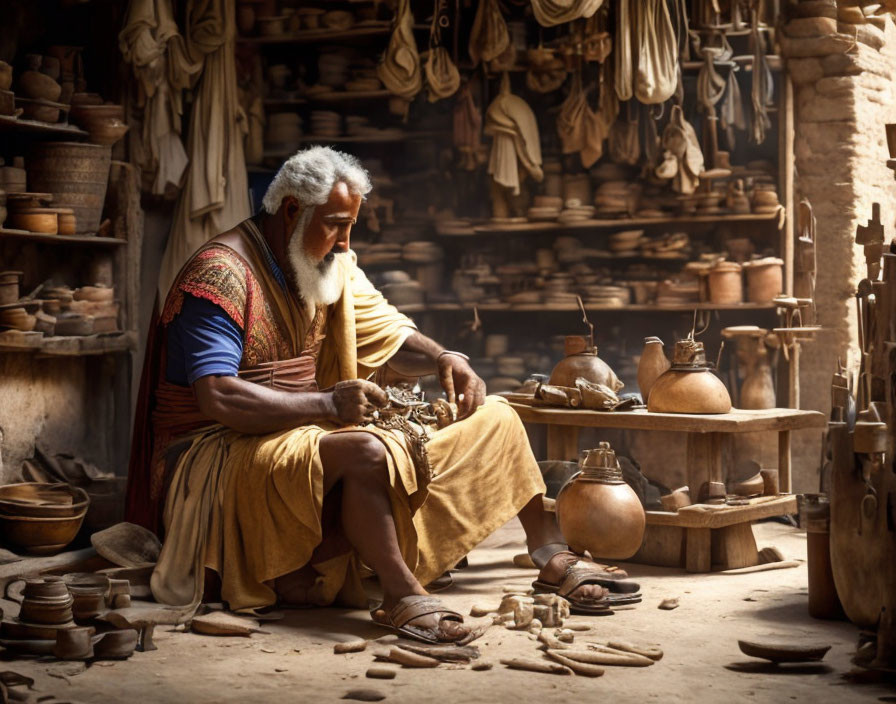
[0, 509, 87, 555]
[8, 207, 58, 234]
[0, 482, 90, 518]
[18, 99, 61, 124]
[73, 285, 114, 303]
[92, 628, 138, 659]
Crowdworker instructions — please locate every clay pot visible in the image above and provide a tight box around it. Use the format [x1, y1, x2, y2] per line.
[19, 99, 61, 124]
[92, 629, 138, 659]
[20, 578, 74, 624]
[9, 207, 58, 234]
[0, 270, 22, 304]
[322, 10, 353, 30]
[556, 442, 646, 559]
[40, 56, 61, 81]
[0, 61, 11, 91]
[63, 573, 110, 621]
[549, 336, 623, 392]
[0, 482, 89, 517]
[743, 257, 783, 304]
[56, 208, 76, 235]
[0, 89, 14, 116]
[237, 2, 256, 33]
[740, 348, 776, 410]
[54, 626, 94, 660]
[708, 261, 743, 304]
[0, 165, 27, 193]
[256, 15, 286, 36]
[18, 71, 62, 101]
[70, 104, 130, 146]
[647, 339, 732, 414]
[637, 336, 671, 403]
[0, 510, 87, 554]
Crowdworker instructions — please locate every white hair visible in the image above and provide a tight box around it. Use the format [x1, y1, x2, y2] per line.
[287, 208, 348, 316]
[262, 146, 372, 213]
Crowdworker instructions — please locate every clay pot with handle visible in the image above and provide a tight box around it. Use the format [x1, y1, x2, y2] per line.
[549, 335, 623, 392]
[556, 442, 646, 559]
[647, 338, 732, 414]
[637, 336, 671, 403]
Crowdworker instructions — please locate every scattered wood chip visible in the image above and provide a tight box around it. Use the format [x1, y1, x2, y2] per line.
[500, 658, 572, 675]
[374, 634, 399, 644]
[512, 554, 536, 569]
[274, 668, 287, 673]
[658, 598, 679, 610]
[719, 560, 801, 575]
[560, 648, 654, 667]
[556, 629, 575, 643]
[758, 546, 784, 564]
[563, 622, 592, 632]
[397, 643, 480, 663]
[380, 647, 440, 668]
[259, 648, 276, 654]
[191, 612, 264, 637]
[343, 688, 386, 701]
[334, 640, 368, 654]
[544, 650, 604, 677]
[606, 641, 663, 661]
[366, 666, 397, 680]
[469, 604, 496, 617]
[537, 631, 570, 651]
[471, 662, 493, 671]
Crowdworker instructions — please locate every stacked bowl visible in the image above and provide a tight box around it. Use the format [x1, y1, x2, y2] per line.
[0, 482, 89, 555]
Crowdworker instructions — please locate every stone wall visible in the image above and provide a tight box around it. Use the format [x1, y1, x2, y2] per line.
[782, 9, 896, 491]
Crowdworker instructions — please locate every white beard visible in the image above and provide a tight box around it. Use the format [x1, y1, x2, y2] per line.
[287, 210, 347, 317]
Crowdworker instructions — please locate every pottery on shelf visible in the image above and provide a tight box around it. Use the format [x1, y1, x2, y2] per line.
[647, 338, 732, 414]
[740, 343, 776, 410]
[0, 61, 11, 91]
[743, 257, 784, 304]
[637, 336, 671, 404]
[556, 442, 646, 559]
[18, 71, 62, 102]
[549, 335, 623, 392]
[708, 260, 743, 304]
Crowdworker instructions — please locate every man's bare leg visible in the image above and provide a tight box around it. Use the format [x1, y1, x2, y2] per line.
[317, 431, 467, 638]
[516, 495, 608, 601]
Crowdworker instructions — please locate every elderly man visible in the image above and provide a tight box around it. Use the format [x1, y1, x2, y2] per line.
[127, 147, 634, 643]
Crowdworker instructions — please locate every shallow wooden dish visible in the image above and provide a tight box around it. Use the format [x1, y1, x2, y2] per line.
[738, 640, 831, 663]
[0, 508, 87, 555]
[8, 207, 58, 234]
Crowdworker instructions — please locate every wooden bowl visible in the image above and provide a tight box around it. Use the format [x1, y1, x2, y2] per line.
[0, 508, 87, 555]
[8, 207, 58, 234]
[0, 482, 90, 518]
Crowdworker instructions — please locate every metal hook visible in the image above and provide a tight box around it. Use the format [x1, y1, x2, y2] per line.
[576, 295, 595, 349]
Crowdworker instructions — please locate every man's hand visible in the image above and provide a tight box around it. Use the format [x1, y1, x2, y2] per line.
[437, 354, 486, 420]
[329, 379, 389, 425]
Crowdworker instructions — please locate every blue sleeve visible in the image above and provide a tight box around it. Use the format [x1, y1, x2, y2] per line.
[165, 294, 244, 386]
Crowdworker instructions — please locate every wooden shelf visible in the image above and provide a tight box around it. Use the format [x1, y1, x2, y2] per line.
[468, 212, 782, 235]
[0, 229, 126, 246]
[237, 24, 427, 45]
[401, 302, 777, 314]
[306, 89, 391, 102]
[0, 114, 88, 138]
[0, 331, 136, 356]
[262, 131, 448, 155]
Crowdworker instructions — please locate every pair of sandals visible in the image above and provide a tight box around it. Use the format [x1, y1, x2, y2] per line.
[371, 552, 641, 643]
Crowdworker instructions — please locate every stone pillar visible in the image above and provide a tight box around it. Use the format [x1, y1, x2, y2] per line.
[781, 10, 896, 491]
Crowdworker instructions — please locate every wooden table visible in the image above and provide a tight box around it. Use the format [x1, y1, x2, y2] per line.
[510, 404, 826, 571]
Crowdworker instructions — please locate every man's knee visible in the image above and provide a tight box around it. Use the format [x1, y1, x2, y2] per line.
[322, 432, 388, 483]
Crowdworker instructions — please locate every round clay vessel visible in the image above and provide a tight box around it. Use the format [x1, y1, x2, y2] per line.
[647, 339, 732, 414]
[556, 442, 646, 559]
[0, 510, 87, 555]
[708, 261, 743, 304]
[18, 71, 62, 101]
[8, 207, 58, 234]
[743, 257, 783, 304]
[0, 482, 89, 517]
[0, 61, 11, 91]
[549, 336, 623, 392]
[637, 336, 671, 403]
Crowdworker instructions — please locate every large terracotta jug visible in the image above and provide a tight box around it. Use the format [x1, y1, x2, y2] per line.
[556, 442, 646, 559]
[739, 344, 776, 409]
[637, 336, 670, 403]
[647, 338, 732, 414]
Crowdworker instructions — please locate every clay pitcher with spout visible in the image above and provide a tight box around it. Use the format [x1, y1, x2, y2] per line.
[556, 442, 646, 559]
[637, 336, 670, 403]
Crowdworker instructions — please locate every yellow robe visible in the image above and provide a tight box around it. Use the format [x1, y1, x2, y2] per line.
[151, 249, 546, 612]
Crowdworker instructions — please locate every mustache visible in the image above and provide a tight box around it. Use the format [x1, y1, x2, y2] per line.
[318, 247, 347, 270]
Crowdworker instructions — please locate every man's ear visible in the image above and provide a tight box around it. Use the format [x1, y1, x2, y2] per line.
[280, 196, 301, 233]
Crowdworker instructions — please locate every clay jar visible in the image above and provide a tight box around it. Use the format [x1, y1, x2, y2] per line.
[549, 335, 623, 391]
[556, 442, 646, 559]
[18, 70, 62, 102]
[708, 260, 743, 304]
[637, 336, 670, 403]
[743, 257, 783, 304]
[20, 577, 74, 625]
[647, 339, 732, 414]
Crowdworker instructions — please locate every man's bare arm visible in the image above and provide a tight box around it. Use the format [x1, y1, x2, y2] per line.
[193, 375, 387, 434]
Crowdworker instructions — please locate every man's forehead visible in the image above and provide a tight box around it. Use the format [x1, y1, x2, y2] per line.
[318, 183, 361, 216]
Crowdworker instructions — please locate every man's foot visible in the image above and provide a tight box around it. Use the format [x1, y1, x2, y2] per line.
[536, 551, 610, 604]
[372, 593, 470, 643]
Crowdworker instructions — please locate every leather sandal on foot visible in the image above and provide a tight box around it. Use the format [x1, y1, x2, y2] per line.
[533, 563, 641, 614]
[370, 595, 467, 644]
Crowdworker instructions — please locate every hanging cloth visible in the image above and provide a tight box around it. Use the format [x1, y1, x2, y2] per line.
[657, 104, 703, 194]
[693, 30, 731, 113]
[453, 82, 484, 171]
[582, 14, 612, 63]
[580, 61, 618, 168]
[749, 4, 772, 145]
[485, 73, 543, 195]
[633, 0, 678, 105]
[609, 101, 640, 165]
[469, 0, 510, 67]
[614, 0, 632, 100]
[424, 0, 460, 101]
[378, 0, 422, 107]
[530, 0, 604, 28]
[557, 71, 586, 155]
[720, 65, 746, 151]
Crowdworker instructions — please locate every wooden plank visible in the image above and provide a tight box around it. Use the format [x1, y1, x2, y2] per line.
[645, 494, 797, 529]
[780, 74, 795, 296]
[629, 524, 686, 568]
[509, 404, 826, 434]
[546, 425, 579, 462]
[778, 430, 793, 493]
[472, 212, 780, 235]
[686, 527, 712, 572]
[712, 523, 759, 569]
[0, 547, 96, 590]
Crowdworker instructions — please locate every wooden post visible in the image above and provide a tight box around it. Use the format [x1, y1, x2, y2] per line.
[546, 425, 579, 461]
[778, 429, 792, 493]
[780, 74, 795, 296]
[686, 527, 712, 572]
[685, 432, 725, 495]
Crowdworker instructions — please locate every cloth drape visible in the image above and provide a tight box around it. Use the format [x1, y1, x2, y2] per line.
[157, 0, 250, 299]
[485, 73, 543, 195]
[530, 0, 604, 28]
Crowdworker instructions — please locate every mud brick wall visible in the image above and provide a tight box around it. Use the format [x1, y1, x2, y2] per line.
[782, 10, 896, 490]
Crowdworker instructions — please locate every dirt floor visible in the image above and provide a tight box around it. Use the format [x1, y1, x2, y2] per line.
[3, 521, 895, 704]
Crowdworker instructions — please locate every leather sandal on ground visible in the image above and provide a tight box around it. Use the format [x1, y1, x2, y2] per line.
[370, 595, 467, 644]
[533, 563, 642, 614]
